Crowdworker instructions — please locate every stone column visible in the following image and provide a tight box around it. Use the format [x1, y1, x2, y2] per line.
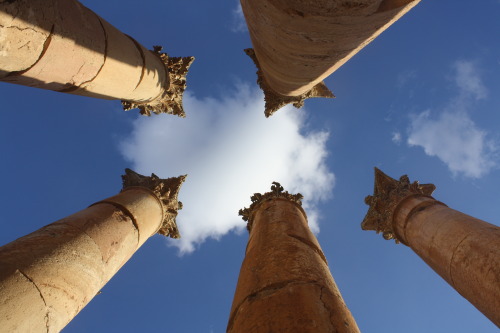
[240, 0, 421, 116]
[227, 182, 359, 333]
[362, 168, 500, 326]
[0, 169, 186, 332]
[0, 0, 194, 116]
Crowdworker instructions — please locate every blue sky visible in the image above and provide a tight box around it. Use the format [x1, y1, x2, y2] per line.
[1, 0, 499, 332]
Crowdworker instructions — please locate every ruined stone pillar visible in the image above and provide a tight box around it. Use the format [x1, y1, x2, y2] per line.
[0, 0, 194, 116]
[0, 169, 186, 332]
[362, 168, 500, 326]
[240, 0, 421, 116]
[227, 182, 359, 332]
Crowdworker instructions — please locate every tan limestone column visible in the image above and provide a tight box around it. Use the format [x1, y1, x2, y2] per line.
[227, 182, 359, 333]
[0, 169, 186, 332]
[0, 0, 194, 116]
[240, 0, 421, 116]
[362, 168, 500, 326]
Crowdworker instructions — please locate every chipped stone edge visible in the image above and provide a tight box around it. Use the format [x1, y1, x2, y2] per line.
[361, 167, 436, 243]
[122, 46, 194, 117]
[122, 168, 186, 239]
[239, 182, 304, 232]
[244, 48, 335, 117]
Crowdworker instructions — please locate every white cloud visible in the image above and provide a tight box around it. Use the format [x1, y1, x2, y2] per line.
[230, 2, 247, 33]
[120, 84, 334, 253]
[406, 60, 497, 178]
[396, 70, 417, 88]
[454, 60, 487, 100]
[392, 132, 402, 145]
[408, 110, 496, 178]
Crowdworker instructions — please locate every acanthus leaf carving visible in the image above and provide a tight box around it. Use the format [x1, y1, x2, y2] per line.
[361, 168, 436, 243]
[239, 182, 304, 231]
[244, 48, 334, 117]
[122, 168, 186, 239]
[122, 45, 194, 117]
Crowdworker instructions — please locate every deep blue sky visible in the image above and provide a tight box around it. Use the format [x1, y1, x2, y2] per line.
[1, 1, 499, 332]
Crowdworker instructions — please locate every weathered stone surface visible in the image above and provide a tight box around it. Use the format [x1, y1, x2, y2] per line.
[397, 201, 500, 326]
[0, 269, 48, 332]
[229, 283, 353, 333]
[241, 0, 420, 114]
[74, 17, 143, 100]
[52, 203, 140, 282]
[0, 0, 52, 78]
[229, 184, 359, 332]
[1, 0, 105, 90]
[0, 222, 105, 332]
[97, 189, 162, 247]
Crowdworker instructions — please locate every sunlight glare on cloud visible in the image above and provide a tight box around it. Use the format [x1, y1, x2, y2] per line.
[120, 85, 334, 253]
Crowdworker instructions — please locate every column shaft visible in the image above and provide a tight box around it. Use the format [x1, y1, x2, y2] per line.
[0, 0, 193, 116]
[0, 170, 185, 332]
[241, 0, 420, 115]
[362, 168, 500, 327]
[228, 187, 359, 332]
[393, 196, 500, 326]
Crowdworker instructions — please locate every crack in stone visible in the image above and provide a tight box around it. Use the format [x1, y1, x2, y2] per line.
[17, 41, 30, 50]
[60, 62, 87, 89]
[17, 269, 50, 333]
[398, 199, 446, 245]
[90, 201, 141, 249]
[5, 24, 54, 77]
[448, 233, 470, 288]
[0, 24, 40, 34]
[287, 233, 328, 265]
[55, 210, 129, 267]
[62, 14, 108, 93]
[227, 279, 319, 332]
[319, 285, 336, 331]
[126, 34, 147, 91]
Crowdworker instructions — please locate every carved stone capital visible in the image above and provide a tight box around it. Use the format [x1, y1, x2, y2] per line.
[244, 48, 334, 118]
[239, 182, 304, 231]
[122, 168, 186, 238]
[361, 168, 436, 243]
[122, 45, 195, 117]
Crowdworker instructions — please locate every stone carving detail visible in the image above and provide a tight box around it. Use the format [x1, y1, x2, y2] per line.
[122, 168, 186, 238]
[244, 48, 334, 117]
[122, 46, 195, 117]
[361, 168, 436, 243]
[239, 182, 304, 231]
